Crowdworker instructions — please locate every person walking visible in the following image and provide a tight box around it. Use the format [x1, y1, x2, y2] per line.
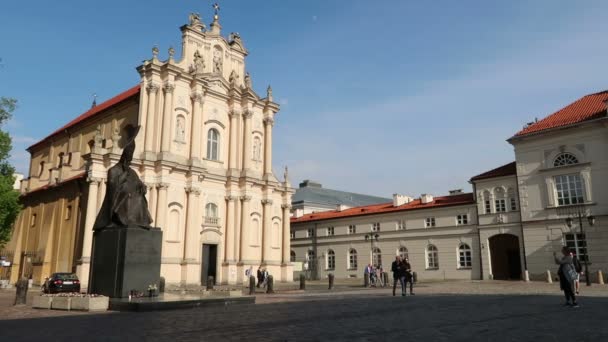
[391, 256, 406, 296]
[256, 266, 263, 288]
[571, 251, 583, 294]
[554, 246, 579, 308]
[403, 258, 414, 295]
[364, 264, 372, 287]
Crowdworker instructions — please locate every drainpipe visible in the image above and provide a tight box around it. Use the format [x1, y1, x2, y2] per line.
[472, 182, 483, 280]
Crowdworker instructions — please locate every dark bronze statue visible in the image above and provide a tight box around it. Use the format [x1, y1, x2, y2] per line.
[93, 124, 153, 230]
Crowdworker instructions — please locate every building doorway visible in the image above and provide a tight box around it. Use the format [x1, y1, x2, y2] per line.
[201, 244, 217, 285]
[489, 234, 521, 280]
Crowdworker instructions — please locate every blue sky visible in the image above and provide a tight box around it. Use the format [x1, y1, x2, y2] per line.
[1, 0, 607, 197]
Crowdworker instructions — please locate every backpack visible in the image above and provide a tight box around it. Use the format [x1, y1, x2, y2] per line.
[573, 257, 582, 273]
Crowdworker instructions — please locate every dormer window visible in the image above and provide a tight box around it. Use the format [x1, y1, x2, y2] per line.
[553, 153, 578, 167]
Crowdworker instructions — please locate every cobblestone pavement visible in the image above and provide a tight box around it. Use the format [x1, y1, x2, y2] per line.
[1, 281, 608, 341]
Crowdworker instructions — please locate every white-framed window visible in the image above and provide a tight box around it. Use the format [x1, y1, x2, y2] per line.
[205, 203, 218, 218]
[206, 128, 220, 160]
[554, 152, 579, 167]
[458, 243, 472, 268]
[510, 197, 518, 211]
[425, 217, 436, 228]
[326, 249, 335, 270]
[290, 251, 296, 262]
[398, 247, 408, 260]
[484, 200, 491, 214]
[327, 227, 334, 236]
[495, 199, 506, 212]
[555, 174, 585, 206]
[371, 222, 380, 232]
[348, 249, 358, 269]
[426, 244, 439, 269]
[372, 247, 382, 267]
[307, 249, 315, 262]
[307, 228, 315, 238]
[397, 220, 406, 230]
[457, 214, 468, 225]
[290, 230, 295, 239]
[348, 225, 356, 234]
[564, 233, 587, 262]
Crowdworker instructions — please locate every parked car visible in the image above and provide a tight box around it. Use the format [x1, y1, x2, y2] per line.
[42, 273, 81, 294]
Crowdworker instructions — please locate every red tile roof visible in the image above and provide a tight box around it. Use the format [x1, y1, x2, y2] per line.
[470, 162, 516, 182]
[514, 90, 608, 137]
[291, 193, 474, 224]
[22, 172, 86, 197]
[28, 85, 141, 151]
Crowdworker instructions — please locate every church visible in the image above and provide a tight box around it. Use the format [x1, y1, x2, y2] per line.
[4, 10, 294, 287]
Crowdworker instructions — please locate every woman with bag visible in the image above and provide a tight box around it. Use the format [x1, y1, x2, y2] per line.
[554, 246, 579, 308]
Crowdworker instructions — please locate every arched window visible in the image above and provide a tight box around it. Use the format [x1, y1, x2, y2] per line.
[458, 243, 472, 268]
[206, 129, 220, 160]
[426, 245, 439, 269]
[252, 136, 262, 161]
[398, 247, 408, 260]
[175, 115, 186, 142]
[554, 153, 579, 167]
[290, 251, 296, 262]
[326, 249, 335, 270]
[272, 221, 280, 248]
[348, 249, 358, 269]
[372, 247, 382, 267]
[205, 203, 218, 218]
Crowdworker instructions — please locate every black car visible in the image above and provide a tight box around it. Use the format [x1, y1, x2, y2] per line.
[43, 273, 81, 294]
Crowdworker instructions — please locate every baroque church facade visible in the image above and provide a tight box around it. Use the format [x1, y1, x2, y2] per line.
[4, 11, 294, 287]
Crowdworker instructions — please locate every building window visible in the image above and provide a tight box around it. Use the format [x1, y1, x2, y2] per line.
[484, 200, 491, 214]
[65, 205, 72, 220]
[290, 251, 296, 262]
[554, 153, 579, 167]
[510, 197, 518, 211]
[30, 214, 37, 227]
[307, 228, 315, 238]
[426, 245, 439, 269]
[564, 233, 587, 262]
[458, 243, 472, 268]
[457, 214, 468, 225]
[397, 220, 405, 230]
[307, 250, 315, 262]
[290, 231, 295, 239]
[205, 203, 218, 218]
[206, 128, 220, 160]
[326, 249, 335, 270]
[349, 249, 358, 269]
[327, 227, 334, 236]
[555, 174, 585, 206]
[425, 217, 436, 228]
[495, 199, 506, 212]
[348, 225, 356, 234]
[398, 247, 408, 260]
[372, 247, 382, 267]
[371, 222, 380, 232]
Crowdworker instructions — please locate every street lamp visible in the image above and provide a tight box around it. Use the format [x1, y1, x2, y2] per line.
[365, 233, 379, 265]
[565, 211, 595, 286]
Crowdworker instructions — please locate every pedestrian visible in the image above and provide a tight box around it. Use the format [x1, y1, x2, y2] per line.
[391, 256, 406, 296]
[554, 246, 579, 308]
[377, 265, 385, 287]
[364, 264, 372, 287]
[571, 251, 583, 294]
[403, 258, 414, 295]
[262, 268, 269, 288]
[256, 266, 263, 288]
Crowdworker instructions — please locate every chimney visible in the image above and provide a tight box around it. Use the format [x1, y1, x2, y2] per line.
[420, 194, 434, 204]
[448, 189, 463, 196]
[336, 204, 350, 212]
[392, 193, 413, 207]
[299, 180, 322, 189]
[294, 209, 304, 218]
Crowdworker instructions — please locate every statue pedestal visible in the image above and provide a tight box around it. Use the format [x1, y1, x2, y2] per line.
[89, 227, 162, 298]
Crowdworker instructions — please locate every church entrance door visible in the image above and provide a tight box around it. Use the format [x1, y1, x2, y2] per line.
[201, 244, 217, 285]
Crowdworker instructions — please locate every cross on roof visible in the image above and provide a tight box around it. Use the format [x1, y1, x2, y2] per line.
[213, 2, 220, 15]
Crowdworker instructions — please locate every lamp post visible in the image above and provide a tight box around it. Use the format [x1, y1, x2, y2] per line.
[365, 233, 379, 265]
[565, 211, 595, 286]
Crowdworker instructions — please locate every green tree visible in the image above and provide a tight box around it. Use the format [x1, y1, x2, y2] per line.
[0, 97, 21, 246]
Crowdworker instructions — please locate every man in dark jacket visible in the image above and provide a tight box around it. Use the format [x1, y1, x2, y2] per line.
[403, 258, 414, 295]
[391, 256, 406, 296]
[256, 267, 263, 288]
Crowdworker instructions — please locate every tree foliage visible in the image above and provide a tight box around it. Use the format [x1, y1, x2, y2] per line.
[0, 97, 21, 246]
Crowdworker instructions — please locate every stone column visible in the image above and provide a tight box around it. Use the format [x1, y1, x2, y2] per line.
[189, 91, 204, 161]
[239, 196, 252, 262]
[263, 117, 274, 175]
[184, 187, 201, 261]
[281, 204, 291, 264]
[160, 82, 175, 153]
[225, 196, 236, 262]
[234, 195, 242, 261]
[241, 110, 253, 171]
[156, 183, 170, 230]
[261, 199, 273, 262]
[228, 110, 239, 170]
[144, 83, 159, 152]
[81, 177, 101, 262]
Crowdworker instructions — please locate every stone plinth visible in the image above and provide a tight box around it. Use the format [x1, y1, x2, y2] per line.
[89, 226, 162, 298]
